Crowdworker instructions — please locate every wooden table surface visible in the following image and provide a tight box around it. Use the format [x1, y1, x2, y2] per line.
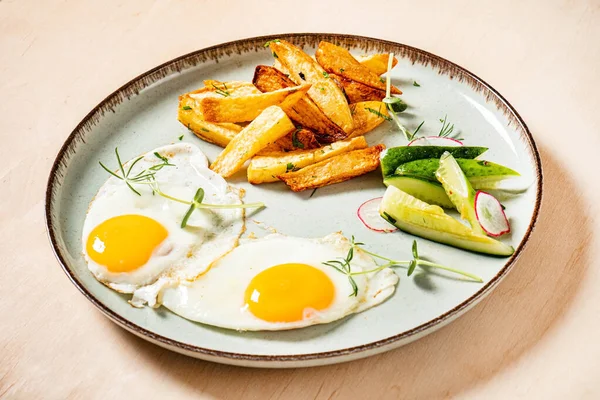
[2, 0, 599, 398]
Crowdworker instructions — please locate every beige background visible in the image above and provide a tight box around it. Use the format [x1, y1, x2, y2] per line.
[1, 0, 599, 398]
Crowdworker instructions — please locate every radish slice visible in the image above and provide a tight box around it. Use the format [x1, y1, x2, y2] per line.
[408, 136, 463, 147]
[474, 191, 510, 237]
[358, 197, 398, 233]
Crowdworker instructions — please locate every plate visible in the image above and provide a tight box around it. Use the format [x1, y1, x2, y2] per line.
[45, 33, 542, 368]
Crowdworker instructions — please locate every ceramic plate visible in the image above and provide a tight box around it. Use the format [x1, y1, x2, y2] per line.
[45, 33, 542, 368]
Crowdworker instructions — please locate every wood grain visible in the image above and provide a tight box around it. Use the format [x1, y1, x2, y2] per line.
[1, 0, 599, 399]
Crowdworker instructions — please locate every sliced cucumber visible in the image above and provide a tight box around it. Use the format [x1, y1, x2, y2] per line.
[379, 186, 514, 256]
[436, 152, 485, 235]
[380, 146, 488, 177]
[384, 176, 454, 208]
[395, 158, 519, 183]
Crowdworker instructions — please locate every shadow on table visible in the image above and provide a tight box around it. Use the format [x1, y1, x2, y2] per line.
[115, 144, 592, 399]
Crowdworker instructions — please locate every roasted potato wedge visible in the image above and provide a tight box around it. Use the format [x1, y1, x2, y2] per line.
[330, 74, 386, 103]
[274, 128, 321, 151]
[356, 54, 399, 76]
[253, 65, 347, 142]
[316, 41, 401, 94]
[210, 106, 295, 177]
[178, 94, 242, 147]
[248, 136, 368, 184]
[278, 144, 386, 192]
[268, 40, 354, 134]
[200, 83, 311, 123]
[348, 101, 390, 138]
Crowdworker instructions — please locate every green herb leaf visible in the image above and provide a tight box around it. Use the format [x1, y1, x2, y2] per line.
[182, 105, 192, 110]
[438, 114, 455, 138]
[322, 71, 330, 78]
[382, 97, 407, 113]
[272, 51, 279, 59]
[407, 259, 417, 276]
[365, 107, 392, 121]
[291, 129, 304, 149]
[413, 121, 425, 136]
[339, 68, 345, 73]
[211, 83, 230, 97]
[286, 162, 299, 172]
[412, 240, 419, 259]
[264, 39, 280, 47]
[413, 81, 420, 87]
[154, 152, 169, 164]
[309, 188, 318, 198]
[178, 135, 184, 141]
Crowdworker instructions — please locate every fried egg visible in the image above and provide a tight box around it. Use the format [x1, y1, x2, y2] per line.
[160, 233, 398, 331]
[82, 143, 245, 306]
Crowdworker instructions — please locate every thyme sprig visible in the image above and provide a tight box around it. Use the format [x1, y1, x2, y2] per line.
[323, 236, 483, 296]
[99, 149, 174, 196]
[100, 148, 265, 228]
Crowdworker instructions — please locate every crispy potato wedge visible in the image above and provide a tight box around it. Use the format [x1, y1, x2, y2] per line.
[180, 94, 283, 153]
[178, 94, 242, 147]
[330, 74, 386, 103]
[253, 65, 347, 142]
[316, 41, 401, 94]
[210, 106, 295, 177]
[248, 136, 368, 184]
[200, 83, 311, 123]
[278, 144, 386, 192]
[356, 54, 399, 76]
[348, 101, 390, 138]
[268, 40, 354, 134]
[274, 128, 321, 151]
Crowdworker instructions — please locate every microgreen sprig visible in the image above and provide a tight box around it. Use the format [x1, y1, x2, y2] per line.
[383, 53, 416, 141]
[323, 236, 483, 296]
[100, 148, 265, 228]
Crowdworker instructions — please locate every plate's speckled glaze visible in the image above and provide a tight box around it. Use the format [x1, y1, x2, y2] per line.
[45, 34, 542, 368]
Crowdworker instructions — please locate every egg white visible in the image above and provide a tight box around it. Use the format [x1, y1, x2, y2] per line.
[82, 143, 245, 306]
[160, 233, 399, 331]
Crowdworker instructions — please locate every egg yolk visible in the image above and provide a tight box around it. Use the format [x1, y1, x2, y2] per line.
[86, 214, 168, 273]
[244, 263, 335, 323]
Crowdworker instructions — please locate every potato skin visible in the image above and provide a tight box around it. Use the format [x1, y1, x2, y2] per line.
[316, 41, 401, 94]
[278, 144, 386, 192]
[253, 65, 347, 143]
[268, 40, 354, 134]
[330, 74, 386, 103]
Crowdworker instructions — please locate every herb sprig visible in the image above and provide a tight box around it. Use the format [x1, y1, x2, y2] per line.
[212, 83, 230, 97]
[382, 53, 416, 140]
[100, 148, 265, 228]
[323, 236, 482, 296]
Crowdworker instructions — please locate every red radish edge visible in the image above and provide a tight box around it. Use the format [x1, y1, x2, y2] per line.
[357, 197, 398, 233]
[408, 136, 464, 147]
[474, 191, 510, 237]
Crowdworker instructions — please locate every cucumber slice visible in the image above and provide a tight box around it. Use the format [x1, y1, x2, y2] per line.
[395, 158, 520, 183]
[379, 186, 514, 256]
[436, 152, 485, 235]
[384, 176, 454, 208]
[380, 146, 488, 177]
